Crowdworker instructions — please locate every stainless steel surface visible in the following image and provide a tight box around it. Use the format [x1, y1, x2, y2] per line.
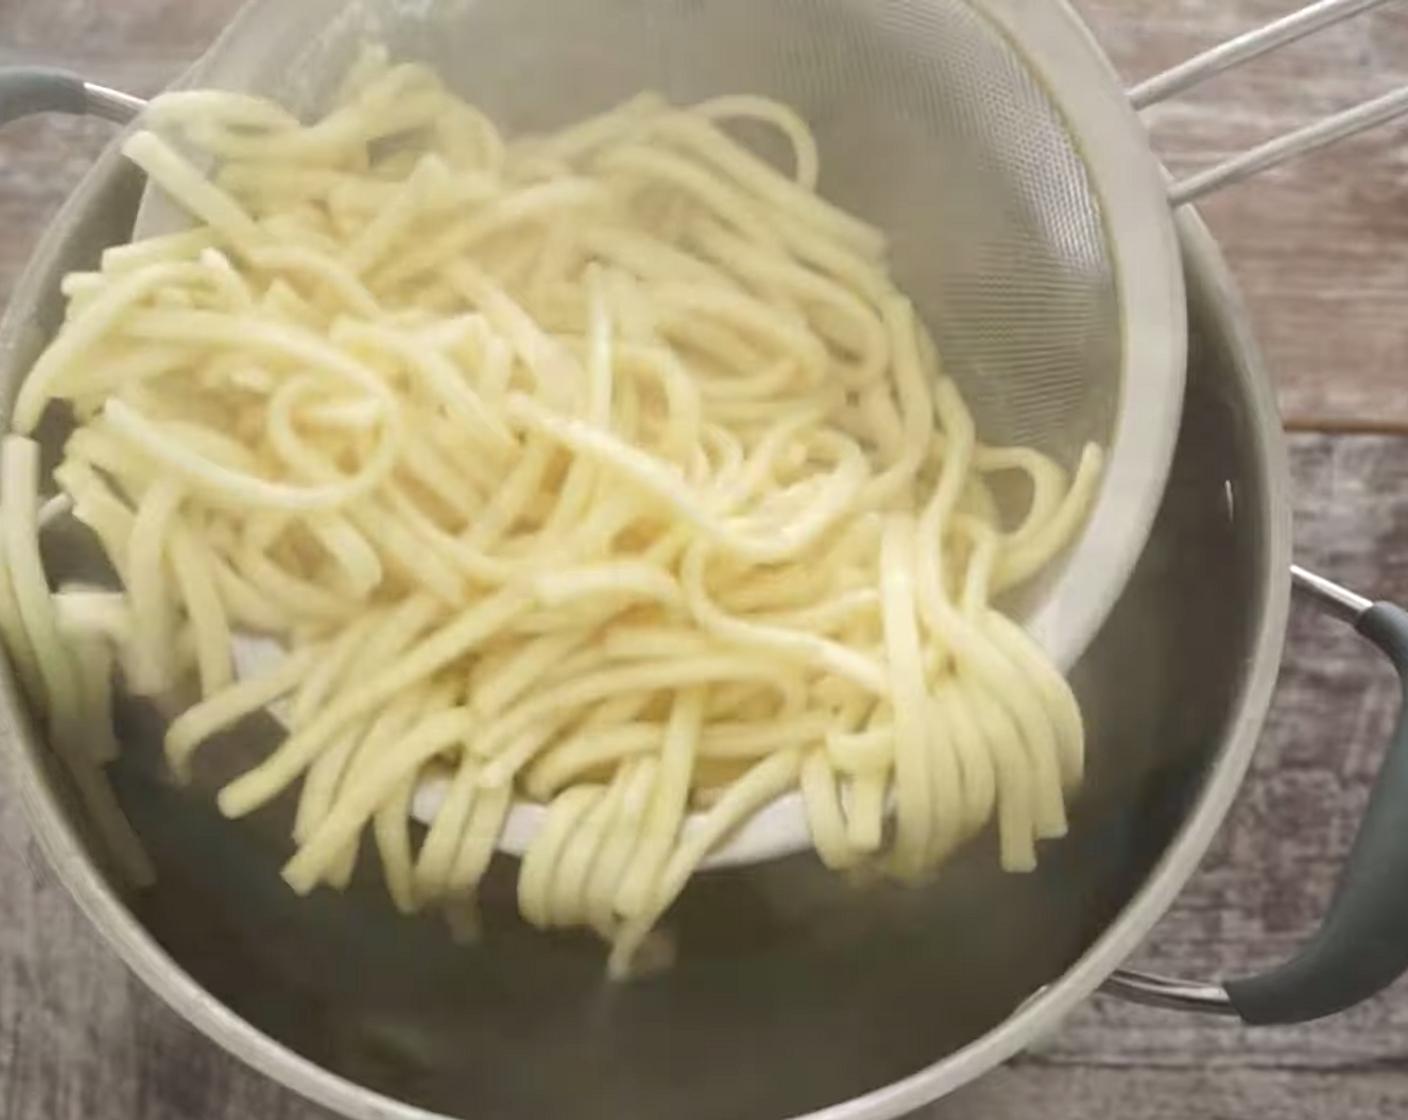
[1101, 971, 1237, 1015]
[1293, 565, 1374, 623]
[1128, 0, 1394, 109]
[81, 83, 144, 125]
[0, 100, 1294, 1118]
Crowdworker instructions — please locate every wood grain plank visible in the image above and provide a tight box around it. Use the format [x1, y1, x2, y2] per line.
[1076, 0, 1408, 430]
[938, 1066, 1408, 1119]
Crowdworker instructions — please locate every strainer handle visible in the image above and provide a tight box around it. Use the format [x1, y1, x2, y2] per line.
[1124, 0, 1408, 206]
[1167, 86, 1408, 207]
[1129, 0, 1392, 110]
[1106, 567, 1408, 1025]
[0, 68, 144, 129]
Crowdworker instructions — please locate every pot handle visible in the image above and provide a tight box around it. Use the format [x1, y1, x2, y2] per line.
[0, 67, 144, 129]
[1107, 566, 1408, 1025]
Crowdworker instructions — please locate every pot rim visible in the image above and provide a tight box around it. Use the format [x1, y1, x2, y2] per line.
[0, 76, 1292, 1120]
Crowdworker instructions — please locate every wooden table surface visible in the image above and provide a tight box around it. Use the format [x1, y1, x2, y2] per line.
[4, 2, 1408, 1117]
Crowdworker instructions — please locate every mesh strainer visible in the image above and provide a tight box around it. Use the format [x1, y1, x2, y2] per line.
[115, 0, 1408, 864]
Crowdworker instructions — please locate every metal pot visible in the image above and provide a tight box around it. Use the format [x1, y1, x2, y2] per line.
[5, 30, 1408, 1120]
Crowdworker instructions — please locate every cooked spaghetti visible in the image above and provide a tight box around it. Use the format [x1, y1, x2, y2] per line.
[0, 49, 1101, 976]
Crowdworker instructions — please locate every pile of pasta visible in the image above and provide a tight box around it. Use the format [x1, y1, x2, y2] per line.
[0, 49, 1101, 975]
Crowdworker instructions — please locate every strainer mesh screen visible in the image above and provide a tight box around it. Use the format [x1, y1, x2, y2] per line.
[246, 0, 1123, 469]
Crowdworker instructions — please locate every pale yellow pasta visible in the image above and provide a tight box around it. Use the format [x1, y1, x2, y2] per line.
[168, 520, 234, 698]
[0, 512, 45, 707]
[613, 686, 707, 917]
[121, 132, 265, 253]
[282, 707, 481, 893]
[523, 724, 664, 801]
[585, 757, 660, 937]
[67, 629, 122, 766]
[879, 517, 936, 877]
[375, 775, 420, 915]
[801, 749, 859, 871]
[1, 49, 1104, 977]
[54, 589, 135, 650]
[165, 645, 320, 777]
[414, 753, 483, 905]
[692, 95, 821, 191]
[547, 765, 635, 929]
[3, 440, 82, 746]
[1, 437, 154, 887]
[446, 779, 513, 900]
[125, 478, 185, 696]
[519, 783, 603, 929]
[847, 769, 890, 855]
[607, 749, 804, 977]
[219, 587, 529, 816]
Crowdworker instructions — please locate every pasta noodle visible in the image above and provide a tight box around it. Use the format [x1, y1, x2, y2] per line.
[1, 48, 1102, 977]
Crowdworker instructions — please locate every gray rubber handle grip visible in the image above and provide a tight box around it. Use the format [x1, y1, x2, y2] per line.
[0, 68, 89, 128]
[1226, 602, 1408, 1024]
